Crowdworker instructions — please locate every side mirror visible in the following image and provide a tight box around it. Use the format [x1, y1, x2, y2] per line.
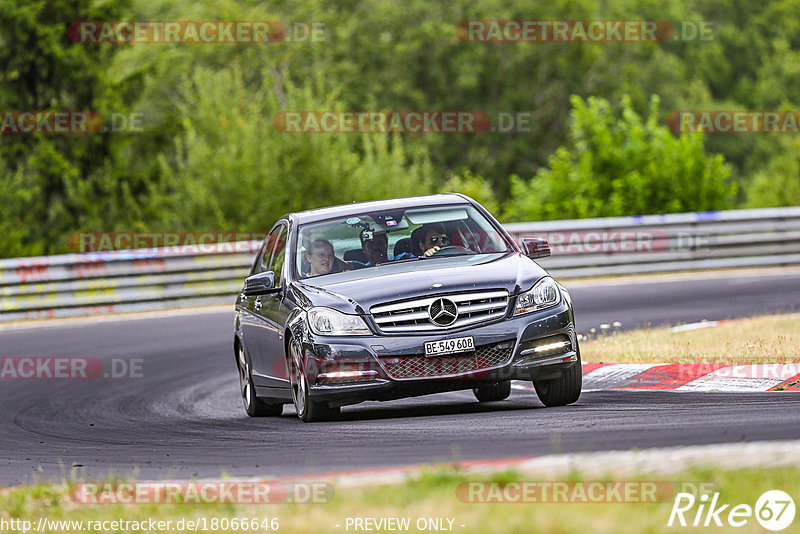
[521, 237, 551, 259]
[243, 271, 278, 296]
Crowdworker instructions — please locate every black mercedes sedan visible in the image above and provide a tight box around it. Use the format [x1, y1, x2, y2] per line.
[233, 194, 581, 421]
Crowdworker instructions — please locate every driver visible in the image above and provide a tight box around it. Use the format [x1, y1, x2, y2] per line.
[351, 224, 448, 269]
[415, 223, 450, 257]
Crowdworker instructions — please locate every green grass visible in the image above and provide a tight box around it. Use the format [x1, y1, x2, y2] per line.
[582, 312, 800, 364]
[2, 466, 798, 533]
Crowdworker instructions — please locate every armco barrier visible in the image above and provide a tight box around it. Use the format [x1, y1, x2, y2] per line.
[0, 243, 261, 322]
[1, 206, 799, 321]
[504, 206, 800, 278]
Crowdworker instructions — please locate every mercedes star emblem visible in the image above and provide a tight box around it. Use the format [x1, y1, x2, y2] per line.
[428, 298, 458, 326]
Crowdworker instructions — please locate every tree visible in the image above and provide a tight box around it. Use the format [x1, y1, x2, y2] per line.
[0, 0, 134, 255]
[505, 95, 736, 221]
[439, 169, 499, 215]
[150, 65, 434, 232]
[746, 138, 800, 208]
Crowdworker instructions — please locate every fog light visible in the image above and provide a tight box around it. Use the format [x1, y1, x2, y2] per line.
[317, 370, 378, 379]
[518, 337, 572, 359]
[532, 340, 570, 354]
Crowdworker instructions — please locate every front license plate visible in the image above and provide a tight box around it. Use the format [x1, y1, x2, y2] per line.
[424, 336, 475, 357]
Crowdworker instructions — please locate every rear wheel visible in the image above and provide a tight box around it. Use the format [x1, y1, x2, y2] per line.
[533, 350, 582, 407]
[473, 380, 511, 402]
[238, 344, 282, 417]
[289, 339, 340, 422]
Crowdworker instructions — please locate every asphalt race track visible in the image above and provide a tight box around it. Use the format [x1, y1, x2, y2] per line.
[2, 270, 799, 485]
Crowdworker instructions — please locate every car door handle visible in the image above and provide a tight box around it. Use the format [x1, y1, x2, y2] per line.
[254, 296, 262, 310]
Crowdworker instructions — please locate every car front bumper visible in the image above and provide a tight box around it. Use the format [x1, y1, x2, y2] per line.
[301, 299, 578, 407]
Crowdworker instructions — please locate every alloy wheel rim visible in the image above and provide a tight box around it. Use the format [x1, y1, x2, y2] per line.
[290, 343, 306, 415]
[238, 346, 251, 409]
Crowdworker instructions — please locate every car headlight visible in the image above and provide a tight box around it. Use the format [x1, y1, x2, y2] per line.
[514, 277, 560, 316]
[308, 307, 370, 336]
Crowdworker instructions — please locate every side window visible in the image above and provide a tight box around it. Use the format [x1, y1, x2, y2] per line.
[252, 229, 278, 275]
[268, 224, 288, 286]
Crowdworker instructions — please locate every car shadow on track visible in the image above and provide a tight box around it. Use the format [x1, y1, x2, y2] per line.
[282, 397, 557, 423]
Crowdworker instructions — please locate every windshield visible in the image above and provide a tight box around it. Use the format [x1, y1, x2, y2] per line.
[295, 204, 513, 280]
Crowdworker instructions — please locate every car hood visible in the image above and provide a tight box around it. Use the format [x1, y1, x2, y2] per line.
[293, 252, 548, 314]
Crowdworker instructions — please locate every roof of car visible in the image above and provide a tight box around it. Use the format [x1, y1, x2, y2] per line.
[287, 193, 473, 225]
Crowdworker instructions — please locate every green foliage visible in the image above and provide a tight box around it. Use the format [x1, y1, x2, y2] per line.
[0, 0, 135, 255]
[150, 65, 433, 232]
[439, 170, 499, 216]
[1, 0, 799, 258]
[506, 95, 736, 220]
[745, 138, 800, 208]
[0, 160, 42, 258]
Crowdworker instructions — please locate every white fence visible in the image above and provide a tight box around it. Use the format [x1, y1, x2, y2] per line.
[1, 206, 799, 321]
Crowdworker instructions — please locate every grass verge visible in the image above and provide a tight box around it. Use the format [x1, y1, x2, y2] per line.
[581, 312, 800, 364]
[1, 466, 798, 533]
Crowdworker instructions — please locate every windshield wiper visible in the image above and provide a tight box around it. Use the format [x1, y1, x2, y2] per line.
[423, 252, 477, 260]
[374, 256, 425, 266]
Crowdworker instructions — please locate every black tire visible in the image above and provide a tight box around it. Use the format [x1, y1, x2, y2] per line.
[288, 339, 340, 423]
[238, 343, 283, 417]
[473, 380, 512, 402]
[532, 350, 582, 407]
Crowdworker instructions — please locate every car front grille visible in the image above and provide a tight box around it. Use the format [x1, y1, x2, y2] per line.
[378, 340, 514, 380]
[370, 289, 509, 333]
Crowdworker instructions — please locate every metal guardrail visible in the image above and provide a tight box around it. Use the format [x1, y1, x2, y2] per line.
[1, 206, 799, 321]
[0, 244, 261, 322]
[505, 206, 800, 278]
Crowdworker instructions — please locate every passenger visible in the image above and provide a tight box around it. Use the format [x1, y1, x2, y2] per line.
[305, 239, 338, 277]
[351, 229, 415, 269]
[360, 229, 389, 265]
[415, 223, 450, 257]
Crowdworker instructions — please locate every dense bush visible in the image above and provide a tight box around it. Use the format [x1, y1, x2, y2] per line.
[745, 138, 800, 208]
[153, 66, 434, 232]
[505, 95, 736, 220]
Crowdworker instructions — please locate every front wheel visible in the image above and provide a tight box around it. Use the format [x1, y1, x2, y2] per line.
[238, 344, 282, 417]
[473, 380, 511, 402]
[289, 339, 340, 422]
[533, 350, 582, 407]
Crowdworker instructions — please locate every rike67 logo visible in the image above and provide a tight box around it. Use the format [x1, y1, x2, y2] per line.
[669, 490, 795, 531]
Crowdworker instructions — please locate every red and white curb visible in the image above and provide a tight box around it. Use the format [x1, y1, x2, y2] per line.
[576, 363, 800, 392]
